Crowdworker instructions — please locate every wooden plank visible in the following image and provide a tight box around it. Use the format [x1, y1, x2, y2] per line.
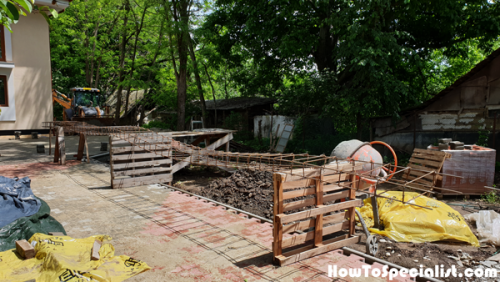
[323, 173, 350, 182]
[322, 184, 345, 193]
[112, 145, 171, 154]
[282, 179, 315, 190]
[348, 175, 356, 236]
[407, 163, 435, 173]
[113, 174, 173, 189]
[112, 152, 171, 161]
[282, 211, 346, 234]
[408, 157, 442, 168]
[113, 159, 172, 170]
[314, 176, 323, 247]
[276, 235, 359, 266]
[109, 136, 115, 187]
[171, 133, 233, 174]
[273, 172, 286, 257]
[281, 184, 345, 208]
[53, 127, 60, 163]
[278, 235, 348, 259]
[283, 187, 315, 200]
[282, 175, 349, 191]
[323, 190, 350, 203]
[280, 199, 362, 224]
[114, 167, 172, 176]
[413, 148, 449, 158]
[283, 198, 316, 212]
[58, 127, 66, 165]
[282, 221, 350, 248]
[110, 139, 171, 146]
[283, 164, 361, 182]
[76, 134, 85, 160]
[85, 134, 89, 163]
[407, 166, 436, 179]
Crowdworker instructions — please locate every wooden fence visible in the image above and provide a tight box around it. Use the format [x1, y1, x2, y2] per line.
[110, 135, 173, 189]
[272, 163, 362, 266]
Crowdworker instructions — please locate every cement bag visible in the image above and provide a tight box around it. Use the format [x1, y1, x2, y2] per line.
[357, 191, 479, 246]
[0, 233, 150, 282]
[464, 210, 500, 246]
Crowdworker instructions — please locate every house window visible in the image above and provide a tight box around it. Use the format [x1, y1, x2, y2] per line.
[0, 75, 7, 106]
[0, 28, 5, 62]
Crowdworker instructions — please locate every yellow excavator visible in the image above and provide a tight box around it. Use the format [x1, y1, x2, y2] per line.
[52, 87, 114, 126]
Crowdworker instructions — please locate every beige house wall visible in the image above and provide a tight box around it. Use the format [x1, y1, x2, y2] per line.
[0, 12, 52, 131]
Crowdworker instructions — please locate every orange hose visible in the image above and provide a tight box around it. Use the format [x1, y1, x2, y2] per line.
[370, 141, 397, 181]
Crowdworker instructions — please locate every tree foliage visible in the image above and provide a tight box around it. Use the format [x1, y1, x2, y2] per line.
[203, 0, 500, 133]
[49, 0, 500, 136]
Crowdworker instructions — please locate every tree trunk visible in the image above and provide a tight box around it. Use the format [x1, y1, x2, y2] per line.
[356, 113, 363, 140]
[114, 3, 130, 123]
[174, 0, 190, 131]
[124, 5, 147, 118]
[188, 36, 206, 123]
[203, 63, 217, 127]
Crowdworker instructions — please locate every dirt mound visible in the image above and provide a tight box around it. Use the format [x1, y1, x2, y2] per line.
[200, 169, 274, 219]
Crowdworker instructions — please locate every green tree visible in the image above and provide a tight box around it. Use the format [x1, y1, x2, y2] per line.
[203, 0, 500, 135]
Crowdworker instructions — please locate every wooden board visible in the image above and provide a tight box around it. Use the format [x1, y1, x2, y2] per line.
[404, 148, 451, 190]
[110, 136, 173, 189]
[272, 170, 361, 266]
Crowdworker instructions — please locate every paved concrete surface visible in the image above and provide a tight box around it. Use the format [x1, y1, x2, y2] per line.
[0, 138, 413, 281]
[0, 136, 109, 165]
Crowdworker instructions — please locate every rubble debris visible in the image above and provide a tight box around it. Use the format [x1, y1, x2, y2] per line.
[201, 170, 274, 219]
[91, 240, 101, 260]
[438, 138, 452, 144]
[201, 169, 342, 220]
[15, 240, 35, 259]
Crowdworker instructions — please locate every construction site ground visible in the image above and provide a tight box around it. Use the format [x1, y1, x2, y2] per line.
[0, 136, 497, 281]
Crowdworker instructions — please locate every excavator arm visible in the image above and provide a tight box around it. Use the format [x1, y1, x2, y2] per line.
[52, 89, 72, 121]
[52, 89, 71, 109]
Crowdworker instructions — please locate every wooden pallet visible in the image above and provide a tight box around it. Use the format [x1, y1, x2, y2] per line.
[110, 135, 173, 189]
[404, 148, 451, 194]
[272, 163, 361, 266]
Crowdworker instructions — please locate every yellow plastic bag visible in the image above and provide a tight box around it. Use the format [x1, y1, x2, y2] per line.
[357, 191, 479, 247]
[0, 233, 150, 282]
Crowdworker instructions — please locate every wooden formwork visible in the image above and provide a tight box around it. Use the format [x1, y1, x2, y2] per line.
[404, 148, 451, 195]
[109, 135, 173, 189]
[272, 163, 362, 266]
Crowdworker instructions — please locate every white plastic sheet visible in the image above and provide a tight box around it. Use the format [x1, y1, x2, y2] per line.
[465, 210, 500, 246]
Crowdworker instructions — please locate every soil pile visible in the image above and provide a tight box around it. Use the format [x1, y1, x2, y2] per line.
[200, 169, 274, 219]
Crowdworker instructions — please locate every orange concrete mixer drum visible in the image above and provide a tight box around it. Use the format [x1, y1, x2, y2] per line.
[331, 139, 397, 192]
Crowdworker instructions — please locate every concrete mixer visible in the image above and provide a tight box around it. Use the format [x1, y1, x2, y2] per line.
[330, 139, 397, 191]
[331, 139, 397, 246]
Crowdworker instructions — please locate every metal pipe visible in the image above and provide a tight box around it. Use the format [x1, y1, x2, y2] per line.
[341, 247, 444, 282]
[164, 184, 272, 224]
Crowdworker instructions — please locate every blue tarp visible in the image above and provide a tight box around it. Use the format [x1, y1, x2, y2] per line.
[0, 176, 41, 228]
